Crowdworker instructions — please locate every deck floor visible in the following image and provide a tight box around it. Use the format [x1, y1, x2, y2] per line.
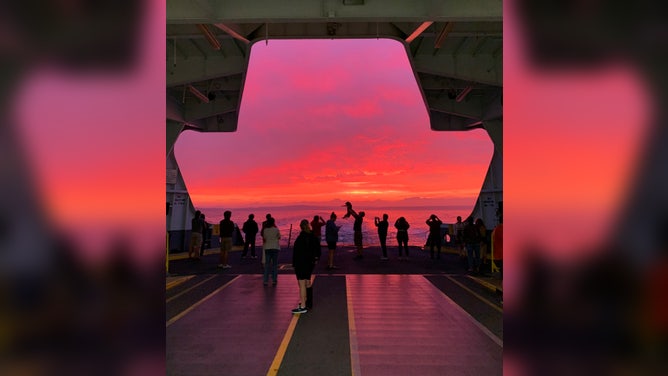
[167, 273, 502, 376]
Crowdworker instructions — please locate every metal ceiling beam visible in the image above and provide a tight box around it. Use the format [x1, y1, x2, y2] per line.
[434, 22, 454, 48]
[412, 53, 502, 87]
[167, 95, 186, 122]
[167, 0, 502, 24]
[425, 94, 485, 120]
[243, 22, 405, 40]
[184, 96, 239, 122]
[214, 23, 251, 44]
[424, 90, 502, 121]
[429, 110, 483, 131]
[167, 55, 247, 87]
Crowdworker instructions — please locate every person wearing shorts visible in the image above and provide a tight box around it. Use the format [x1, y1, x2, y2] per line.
[189, 210, 203, 260]
[291, 220, 317, 313]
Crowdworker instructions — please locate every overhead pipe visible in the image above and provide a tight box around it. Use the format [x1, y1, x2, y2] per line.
[188, 85, 210, 103]
[456, 86, 473, 102]
[196, 24, 221, 50]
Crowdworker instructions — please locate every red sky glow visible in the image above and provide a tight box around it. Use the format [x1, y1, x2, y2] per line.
[174, 39, 494, 209]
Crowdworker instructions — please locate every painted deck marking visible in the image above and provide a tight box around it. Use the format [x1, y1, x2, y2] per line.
[166, 274, 217, 303]
[434, 276, 503, 347]
[346, 276, 362, 376]
[445, 275, 503, 313]
[266, 275, 317, 375]
[166, 275, 241, 327]
[266, 315, 300, 376]
[166, 275, 195, 290]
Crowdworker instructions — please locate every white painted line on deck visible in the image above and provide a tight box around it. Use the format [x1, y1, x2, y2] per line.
[346, 276, 362, 376]
[166, 275, 241, 327]
[429, 276, 503, 348]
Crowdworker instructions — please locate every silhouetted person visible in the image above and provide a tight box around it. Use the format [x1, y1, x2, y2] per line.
[342, 201, 353, 218]
[292, 219, 318, 313]
[426, 214, 443, 260]
[325, 212, 341, 270]
[261, 213, 273, 266]
[262, 217, 280, 286]
[463, 216, 481, 273]
[454, 215, 465, 258]
[491, 217, 503, 279]
[394, 216, 410, 260]
[199, 213, 210, 257]
[375, 214, 389, 260]
[475, 218, 489, 271]
[189, 210, 203, 260]
[310, 215, 326, 261]
[218, 210, 234, 269]
[242, 214, 259, 259]
[349, 208, 366, 260]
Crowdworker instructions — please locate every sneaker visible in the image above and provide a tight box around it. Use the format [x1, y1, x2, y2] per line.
[223, 264, 232, 269]
[291, 306, 307, 314]
[380, 257, 389, 261]
[217, 264, 224, 268]
[251, 256, 258, 259]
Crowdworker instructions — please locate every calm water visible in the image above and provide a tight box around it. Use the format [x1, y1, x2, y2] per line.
[202, 205, 469, 247]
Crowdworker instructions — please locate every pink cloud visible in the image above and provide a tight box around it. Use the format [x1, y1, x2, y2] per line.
[342, 100, 384, 118]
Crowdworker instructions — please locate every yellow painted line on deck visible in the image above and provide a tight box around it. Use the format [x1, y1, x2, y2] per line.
[466, 275, 503, 293]
[346, 276, 362, 376]
[266, 275, 317, 376]
[445, 275, 503, 314]
[166, 275, 241, 327]
[166, 274, 218, 303]
[266, 314, 300, 376]
[166, 275, 195, 290]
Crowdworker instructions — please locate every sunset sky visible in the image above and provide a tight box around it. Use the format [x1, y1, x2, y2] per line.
[174, 38, 494, 209]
